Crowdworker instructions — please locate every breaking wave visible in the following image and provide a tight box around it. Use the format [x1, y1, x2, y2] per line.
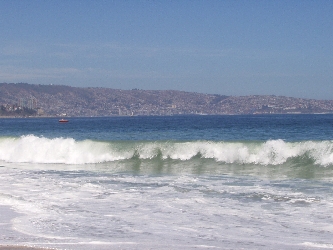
[0, 135, 333, 166]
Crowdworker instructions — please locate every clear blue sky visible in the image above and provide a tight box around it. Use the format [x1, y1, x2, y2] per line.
[1, 0, 332, 99]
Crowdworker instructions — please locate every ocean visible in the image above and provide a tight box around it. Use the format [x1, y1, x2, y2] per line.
[1, 115, 333, 249]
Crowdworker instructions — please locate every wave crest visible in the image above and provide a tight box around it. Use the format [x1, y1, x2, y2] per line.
[0, 135, 333, 166]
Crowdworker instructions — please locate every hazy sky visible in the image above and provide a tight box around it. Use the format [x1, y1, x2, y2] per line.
[1, 0, 332, 99]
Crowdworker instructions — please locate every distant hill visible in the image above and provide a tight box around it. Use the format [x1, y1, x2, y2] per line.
[0, 83, 333, 117]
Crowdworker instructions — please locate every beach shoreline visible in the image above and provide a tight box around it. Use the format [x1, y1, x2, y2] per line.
[0, 206, 54, 250]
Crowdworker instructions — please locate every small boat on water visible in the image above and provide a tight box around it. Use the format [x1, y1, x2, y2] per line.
[59, 119, 69, 123]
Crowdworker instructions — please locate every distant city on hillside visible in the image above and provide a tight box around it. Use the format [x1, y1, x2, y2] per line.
[1, 83, 333, 117]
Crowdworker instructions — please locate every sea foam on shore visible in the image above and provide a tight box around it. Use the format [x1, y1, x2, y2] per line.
[0, 206, 53, 250]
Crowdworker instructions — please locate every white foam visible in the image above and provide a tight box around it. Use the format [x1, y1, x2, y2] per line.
[301, 242, 333, 248]
[1, 135, 333, 166]
[0, 135, 126, 164]
[1, 162, 333, 249]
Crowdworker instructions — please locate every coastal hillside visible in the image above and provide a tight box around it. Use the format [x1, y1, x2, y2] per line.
[0, 83, 333, 116]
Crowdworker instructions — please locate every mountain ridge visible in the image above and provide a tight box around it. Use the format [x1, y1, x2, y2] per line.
[1, 83, 333, 116]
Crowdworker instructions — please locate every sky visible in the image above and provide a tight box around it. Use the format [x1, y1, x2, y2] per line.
[0, 0, 332, 100]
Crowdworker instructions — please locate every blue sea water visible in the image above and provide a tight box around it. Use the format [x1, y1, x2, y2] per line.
[1, 114, 333, 249]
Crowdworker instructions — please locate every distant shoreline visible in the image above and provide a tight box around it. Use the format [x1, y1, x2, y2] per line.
[2, 83, 333, 117]
[1, 112, 333, 119]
